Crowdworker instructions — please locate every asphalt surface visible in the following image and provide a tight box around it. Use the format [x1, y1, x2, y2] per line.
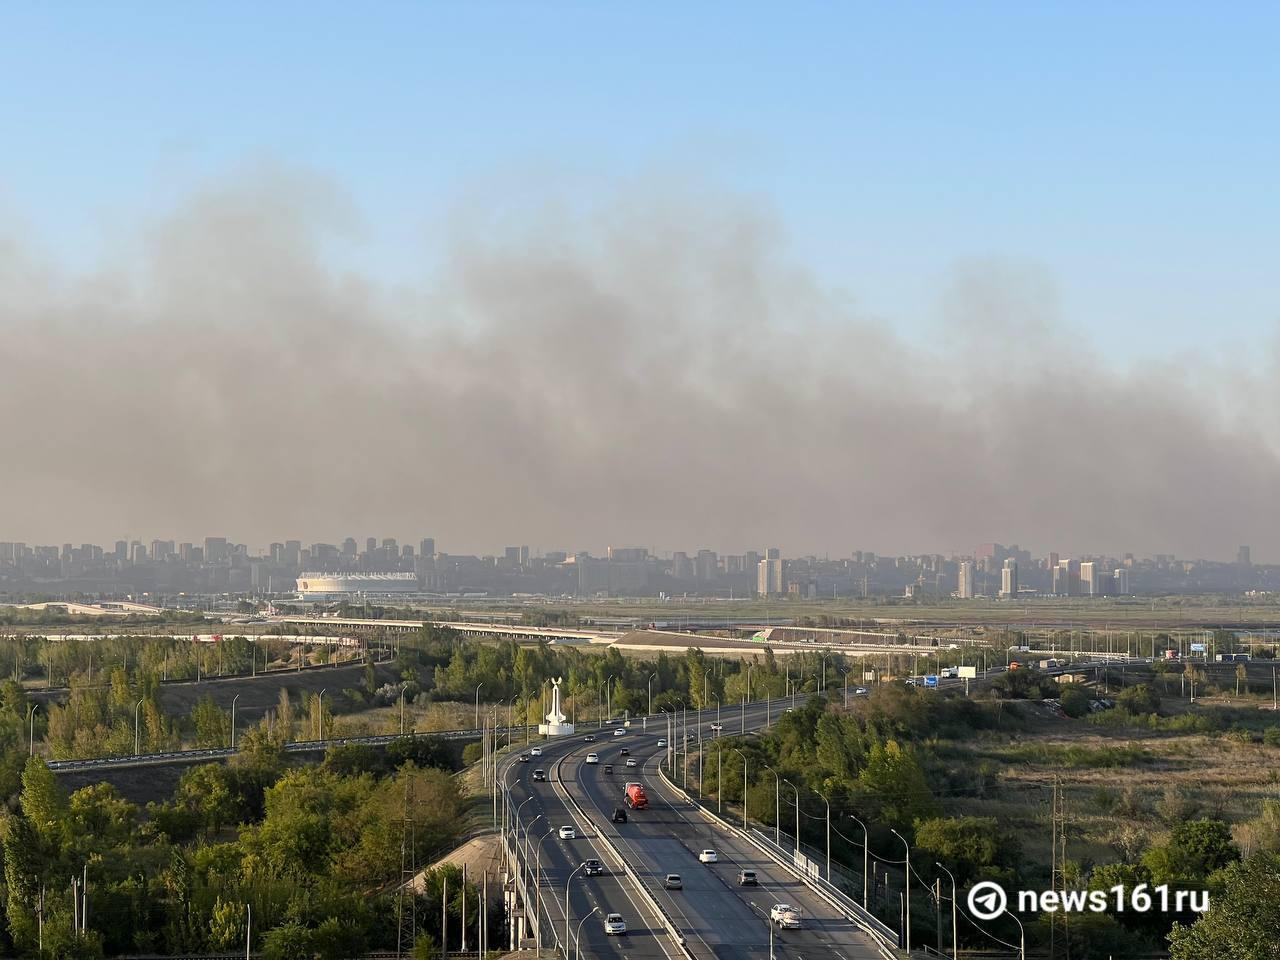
[502, 701, 885, 960]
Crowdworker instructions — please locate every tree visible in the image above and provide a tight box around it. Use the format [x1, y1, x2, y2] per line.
[914, 816, 1021, 885]
[1168, 853, 1280, 959]
[856, 739, 937, 830]
[20, 756, 68, 846]
[1144, 818, 1239, 883]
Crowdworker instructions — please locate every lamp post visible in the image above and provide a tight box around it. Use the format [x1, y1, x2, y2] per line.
[764, 765, 781, 845]
[732, 747, 749, 829]
[1007, 906, 1026, 960]
[574, 906, 599, 960]
[891, 827, 911, 951]
[26, 704, 37, 757]
[230, 694, 240, 749]
[935, 862, 957, 960]
[133, 698, 144, 755]
[783, 778, 800, 853]
[245, 902, 251, 960]
[475, 682, 485, 730]
[816, 790, 832, 879]
[565, 862, 586, 951]
[606, 674, 615, 721]
[647, 672, 657, 717]
[317, 688, 327, 740]
[716, 747, 723, 814]
[849, 812, 870, 910]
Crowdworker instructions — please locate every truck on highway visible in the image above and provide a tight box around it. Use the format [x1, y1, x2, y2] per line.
[624, 782, 649, 809]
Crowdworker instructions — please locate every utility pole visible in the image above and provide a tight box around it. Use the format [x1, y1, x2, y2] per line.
[397, 780, 416, 957]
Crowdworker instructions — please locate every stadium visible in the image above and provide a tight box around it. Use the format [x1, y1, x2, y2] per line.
[295, 572, 421, 600]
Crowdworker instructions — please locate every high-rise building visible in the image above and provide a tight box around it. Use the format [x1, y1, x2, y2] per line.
[1054, 558, 1080, 597]
[757, 557, 785, 596]
[342, 538, 357, 559]
[1238, 545, 1252, 567]
[420, 538, 436, 559]
[957, 560, 975, 599]
[999, 558, 1018, 599]
[366, 537, 378, 556]
[115, 540, 128, 560]
[1114, 568, 1130, 595]
[204, 537, 229, 563]
[695, 549, 718, 581]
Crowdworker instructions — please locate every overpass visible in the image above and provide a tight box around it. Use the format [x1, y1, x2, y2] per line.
[271, 615, 620, 644]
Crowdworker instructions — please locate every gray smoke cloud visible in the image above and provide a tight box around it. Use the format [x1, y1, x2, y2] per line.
[1, 167, 1276, 559]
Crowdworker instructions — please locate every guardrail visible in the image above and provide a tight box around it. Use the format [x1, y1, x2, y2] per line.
[654, 758, 907, 960]
[551, 751, 696, 959]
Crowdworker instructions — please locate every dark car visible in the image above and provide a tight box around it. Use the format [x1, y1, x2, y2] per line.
[532, 769, 546, 781]
[611, 807, 628, 823]
[620, 747, 629, 756]
[603, 764, 613, 774]
[518, 754, 530, 762]
[583, 859, 604, 876]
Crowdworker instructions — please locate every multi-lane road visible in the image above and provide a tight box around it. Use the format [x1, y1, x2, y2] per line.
[501, 702, 888, 960]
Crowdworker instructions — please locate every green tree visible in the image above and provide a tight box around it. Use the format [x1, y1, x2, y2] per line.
[20, 756, 68, 846]
[1168, 853, 1280, 959]
[913, 815, 1021, 884]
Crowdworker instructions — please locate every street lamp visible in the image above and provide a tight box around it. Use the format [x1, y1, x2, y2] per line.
[565, 862, 586, 951]
[935, 862, 957, 960]
[574, 906, 599, 960]
[1009, 905, 1026, 960]
[26, 704, 37, 757]
[475, 682, 485, 729]
[848, 812, 870, 910]
[647, 672, 657, 717]
[317, 688, 327, 740]
[891, 827, 911, 952]
[133, 698, 144, 755]
[606, 674, 615, 721]
[245, 902, 251, 960]
[816, 790, 832, 879]
[783, 778, 800, 853]
[732, 748, 749, 829]
[230, 694, 240, 749]
[763, 765, 781, 845]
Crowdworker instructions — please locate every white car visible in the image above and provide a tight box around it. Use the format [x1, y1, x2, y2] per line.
[585, 753, 599, 764]
[614, 728, 626, 736]
[698, 849, 718, 863]
[558, 826, 576, 840]
[625, 757, 638, 767]
[770, 903, 802, 929]
[604, 913, 627, 936]
[854, 687, 869, 696]
[710, 722, 723, 731]
[530, 747, 543, 756]
[657, 738, 667, 747]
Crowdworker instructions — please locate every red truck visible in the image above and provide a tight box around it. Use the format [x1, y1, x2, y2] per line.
[624, 782, 648, 809]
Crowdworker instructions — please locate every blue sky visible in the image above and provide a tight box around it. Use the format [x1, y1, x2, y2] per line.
[3, 2, 1278, 358]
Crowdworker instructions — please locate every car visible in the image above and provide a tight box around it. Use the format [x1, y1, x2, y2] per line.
[603, 763, 614, 774]
[698, 849, 718, 863]
[611, 807, 628, 823]
[710, 722, 722, 731]
[625, 757, 638, 767]
[530, 747, 543, 757]
[663, 874, 683, 889]
[558, 826, 576, 840]
[585, 753, 599, 764]
[620, 747, 630, 755]
[614, 728, 625, 736]
[532, 769, 546, 781]
[603, 913, 627, 936]
[854, 687, 869, 696]
[518, 754, 530, 762]
[584, 735, 596, 742]
[605, 719, 617, 725]
[770, 904, 802, 929]
[737, 869, 758, 885]
[583, 859, 604, 876]
[656, 738, 667, 747]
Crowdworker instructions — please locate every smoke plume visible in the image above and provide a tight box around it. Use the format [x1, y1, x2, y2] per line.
[1, 168, 1276, 560]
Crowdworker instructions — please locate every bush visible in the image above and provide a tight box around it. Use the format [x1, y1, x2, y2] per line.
[1263, 726, 1280, 747]
[1059, 685, 1092, 718]
[461, 742, 483, 765]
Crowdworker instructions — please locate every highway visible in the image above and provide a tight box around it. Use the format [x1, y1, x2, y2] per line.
[500, 701, 888, 960]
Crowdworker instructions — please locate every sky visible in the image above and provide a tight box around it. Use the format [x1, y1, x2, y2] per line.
[2, 3, 1279, 558]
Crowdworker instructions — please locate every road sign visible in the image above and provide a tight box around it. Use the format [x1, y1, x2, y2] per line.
[1190, 643, 1206, 653]
[924, 675, 939, 688]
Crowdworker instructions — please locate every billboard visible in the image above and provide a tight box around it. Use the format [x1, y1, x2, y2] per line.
[1190, 643, 1206, 653]
[958, 665, 978, 679]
